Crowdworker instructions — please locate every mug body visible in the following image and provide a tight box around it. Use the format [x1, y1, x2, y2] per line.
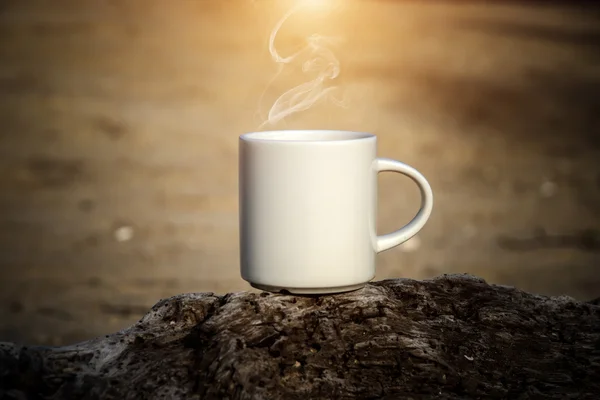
[239, 130, 377, 294]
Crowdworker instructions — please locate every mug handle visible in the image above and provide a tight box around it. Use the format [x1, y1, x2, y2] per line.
[374, 158, 434, 253]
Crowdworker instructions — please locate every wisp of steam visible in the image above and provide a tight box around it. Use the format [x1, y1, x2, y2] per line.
[259, 1, 346, 129]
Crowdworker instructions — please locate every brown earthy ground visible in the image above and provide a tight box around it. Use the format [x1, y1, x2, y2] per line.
[0, 0, 599, 346]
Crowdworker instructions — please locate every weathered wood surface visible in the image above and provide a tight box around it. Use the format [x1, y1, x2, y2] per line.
[1, 275, 599, 399]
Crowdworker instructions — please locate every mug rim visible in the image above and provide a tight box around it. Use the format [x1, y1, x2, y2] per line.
[240, 130, 375, 143]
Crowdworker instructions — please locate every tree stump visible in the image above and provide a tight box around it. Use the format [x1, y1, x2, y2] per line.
[1, 274, 599, 399]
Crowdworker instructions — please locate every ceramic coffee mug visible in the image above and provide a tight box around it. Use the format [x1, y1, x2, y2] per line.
[239, 130, 433, 294]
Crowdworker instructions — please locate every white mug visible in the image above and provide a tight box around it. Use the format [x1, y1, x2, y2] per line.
[239, 130, 433, 294]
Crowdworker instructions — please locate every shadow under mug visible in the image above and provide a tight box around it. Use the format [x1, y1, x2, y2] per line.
[239, 130, 433, 294]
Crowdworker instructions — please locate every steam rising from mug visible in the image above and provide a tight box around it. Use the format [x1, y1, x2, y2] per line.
[260, 0, 345, 128]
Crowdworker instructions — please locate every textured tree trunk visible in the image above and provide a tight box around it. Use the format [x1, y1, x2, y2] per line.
[1, 275, 599, 399]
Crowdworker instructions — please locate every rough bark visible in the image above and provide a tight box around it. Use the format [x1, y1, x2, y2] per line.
[1, 275, 599, 400]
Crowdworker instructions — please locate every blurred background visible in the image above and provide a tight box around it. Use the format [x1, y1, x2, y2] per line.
[0, 0, 598, 346]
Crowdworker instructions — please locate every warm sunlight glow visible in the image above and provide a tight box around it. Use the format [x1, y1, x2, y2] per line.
[300, 0, 337, 12]
[302, 0, 325, 7]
